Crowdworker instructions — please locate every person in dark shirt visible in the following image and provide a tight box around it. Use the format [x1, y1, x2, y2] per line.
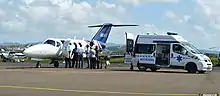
[94, 46, 99, 69]
[71, 43, 78, 68]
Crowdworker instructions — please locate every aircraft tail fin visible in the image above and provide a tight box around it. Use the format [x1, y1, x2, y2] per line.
[88, 23, 138, 43]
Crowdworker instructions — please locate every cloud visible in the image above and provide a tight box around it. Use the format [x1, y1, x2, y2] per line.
[0, 0, 131, 43]
[165, 11, 191, 24]
[119, 0, 179, 6]
[194, 25, 204, 32]
[196, 0, 220, 31]
[166, 11, 176, 18]
[194, 0, 220, 47]
[193, 25, 208, 36]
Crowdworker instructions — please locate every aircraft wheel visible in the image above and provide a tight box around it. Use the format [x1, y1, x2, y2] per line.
[2, 59, 6, 62]
[36, 61, 41, 68]
[54, 61, 59, 68]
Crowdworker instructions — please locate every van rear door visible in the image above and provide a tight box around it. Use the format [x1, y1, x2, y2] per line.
[124, 32, 134, 64]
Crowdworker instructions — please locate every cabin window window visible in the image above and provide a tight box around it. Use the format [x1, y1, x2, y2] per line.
[172, 44, 187, 55]
[135, 44, 156, 54]
[61, 40, 65, 44]
[56, 42, 61, 47]
[43, 40, 55, 46]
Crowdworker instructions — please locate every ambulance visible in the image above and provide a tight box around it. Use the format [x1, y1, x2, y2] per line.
[124, 32, 213, 73]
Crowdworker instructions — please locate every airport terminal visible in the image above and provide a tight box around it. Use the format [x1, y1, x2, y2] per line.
[1, 0, 220, 96]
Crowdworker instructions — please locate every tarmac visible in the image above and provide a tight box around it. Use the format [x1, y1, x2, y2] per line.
[0, 62, 220, 96]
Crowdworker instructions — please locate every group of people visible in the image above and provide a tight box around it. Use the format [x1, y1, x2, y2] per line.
[64, 42, 110, 69]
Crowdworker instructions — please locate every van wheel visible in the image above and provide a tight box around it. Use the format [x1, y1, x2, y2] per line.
[137, 63, 146, 71]
[150, 68, 157, 72]
[198, 71, 206, 74]
[186, 63, 197, 73]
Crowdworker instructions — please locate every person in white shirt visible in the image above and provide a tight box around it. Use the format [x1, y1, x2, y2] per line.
[85, 44, 90, 68]
[89, 46, 96, 69]
[78, 43, 85, 68]
[65, 44, 71, 68]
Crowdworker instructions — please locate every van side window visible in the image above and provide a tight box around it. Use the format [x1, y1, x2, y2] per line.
[126, 39, 133, 52]
[135, 44, 155, 54]
[172, 44, 187, 55]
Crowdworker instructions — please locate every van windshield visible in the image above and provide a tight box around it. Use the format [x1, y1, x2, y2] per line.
[182, 43, 202, 54]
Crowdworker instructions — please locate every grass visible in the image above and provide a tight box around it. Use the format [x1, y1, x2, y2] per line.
[110, 57, 124, 63]
[210, 57, 218, 65]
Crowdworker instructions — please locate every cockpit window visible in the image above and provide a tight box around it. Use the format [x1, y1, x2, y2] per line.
[43, 40, 55, 46]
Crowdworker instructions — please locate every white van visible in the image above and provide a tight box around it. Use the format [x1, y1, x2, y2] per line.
[124, 32, 213, 73]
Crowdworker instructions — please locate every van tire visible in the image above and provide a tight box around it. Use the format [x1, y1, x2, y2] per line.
[137, 63, 146, 71]
[186, 62, 197, 73]
[198, 71, 206, 74]
[150, 68, 157, 72]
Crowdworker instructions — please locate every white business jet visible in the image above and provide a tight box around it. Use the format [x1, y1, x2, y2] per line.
[23, 23, 138, 68]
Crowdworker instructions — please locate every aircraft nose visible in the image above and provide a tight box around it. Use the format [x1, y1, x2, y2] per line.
[23, 46, 35, 56]
[23, 44, 44, 57]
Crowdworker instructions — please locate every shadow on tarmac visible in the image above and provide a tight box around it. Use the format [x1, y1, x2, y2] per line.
[108, 69, 209, 74]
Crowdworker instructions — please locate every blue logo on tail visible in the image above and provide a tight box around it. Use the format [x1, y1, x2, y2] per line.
[88, 23, 138, 50]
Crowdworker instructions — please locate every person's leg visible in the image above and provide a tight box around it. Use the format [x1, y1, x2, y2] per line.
[90, 58, 93, 69]
[81, 55, 84, 68]
[93, 58, 97, 69]
[100, 60, 102, 69]
[68, 58, 71, 68]
[75, 56, 79, 68]
[64, 58, 68, 68]
[130, 63, 133, 70]
[86, 57, 90, 68]
[72, 56, 76, 68]
[78, 56, 80, 68]
[96, 58, 99, 69]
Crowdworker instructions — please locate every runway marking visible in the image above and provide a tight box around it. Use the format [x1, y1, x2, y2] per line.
[0, 85, 197, 96]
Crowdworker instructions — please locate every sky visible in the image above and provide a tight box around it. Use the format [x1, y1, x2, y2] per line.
[0, 0, 220, 49]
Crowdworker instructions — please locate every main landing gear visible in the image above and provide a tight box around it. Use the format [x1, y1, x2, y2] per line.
[35, 60, 60, 68]
[36, 61, 41, 68]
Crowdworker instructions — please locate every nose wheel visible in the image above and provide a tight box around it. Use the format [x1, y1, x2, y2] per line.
[54, 61, 59, 68]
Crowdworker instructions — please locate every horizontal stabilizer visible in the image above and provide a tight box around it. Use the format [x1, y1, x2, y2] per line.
[88, 24, 138, 27]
